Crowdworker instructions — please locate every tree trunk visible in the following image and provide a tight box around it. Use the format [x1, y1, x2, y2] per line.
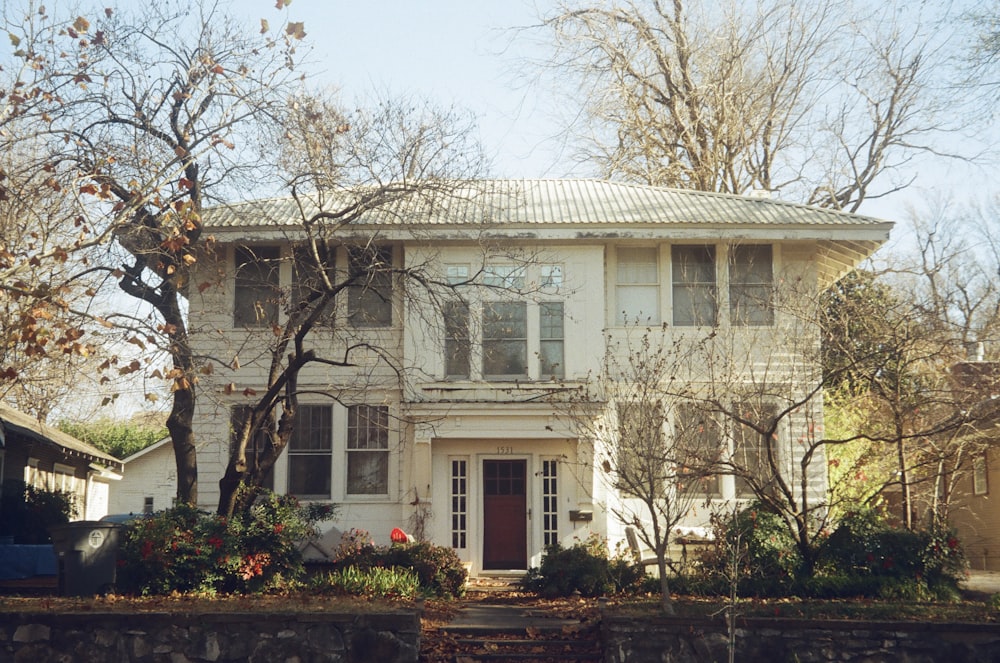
[657, 557, 675, 615]
[160, 289, 198, 506]
[898, 439, 912, 529]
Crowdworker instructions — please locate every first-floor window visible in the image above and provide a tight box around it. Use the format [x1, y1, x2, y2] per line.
[483, 302, 528, 378]
[450, 458, 468, 549]
[347, 405, 390, 495]
[974, 454, 989, 496]
[288, 405, 333, 499]
[675, 404, 723, 497]
[230, 405, 275, 491]
[732, 402, 778, 497]
[542, 459, 559, 547]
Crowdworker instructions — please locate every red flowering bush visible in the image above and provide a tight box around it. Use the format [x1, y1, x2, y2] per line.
[117, 488, 335, 595]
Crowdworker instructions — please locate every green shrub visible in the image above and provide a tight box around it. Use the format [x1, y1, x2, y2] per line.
[521, 535, 644, 598]
[0, 481, 76, 544]
[117, 488, 334, 595]
[329, 530, 467, 598]
[313, 565, 421, 599]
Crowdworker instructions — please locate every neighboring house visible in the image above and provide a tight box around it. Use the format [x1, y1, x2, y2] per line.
[942, 359, 1000, 570]
[189, 179, 890, 574]
[107, 438, 175, 516]
[0, 402, 123, 521]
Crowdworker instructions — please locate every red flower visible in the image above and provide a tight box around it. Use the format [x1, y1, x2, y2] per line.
[141, 540, 153, 560]
[208, 536, 224, 550]
[273, 523, 284, 534]
[947, 537, 959, 549]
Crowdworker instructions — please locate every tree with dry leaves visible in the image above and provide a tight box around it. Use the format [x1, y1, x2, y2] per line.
[537, 0, 963, 211]
[1, 0, 311, 505]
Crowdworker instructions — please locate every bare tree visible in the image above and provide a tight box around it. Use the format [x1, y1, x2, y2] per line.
[536, 0, 962, 211]
[212, 90, 500, 516]
[557, 325, 720, 614]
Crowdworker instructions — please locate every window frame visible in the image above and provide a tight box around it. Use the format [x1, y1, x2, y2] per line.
[444, 300, 471, 379]
[287, 405, 333, 500]
[346, 404, 390, 496]
[347, 245, 394, 328]
[482, 301, 529, 379]
[674, 403, 723, 497]
[671, 245, 717, 327]
[616, 247, 660, 324]
[233, 245, 281, 328]
[539, 301, 565, 379]
[291, 242, 337, 325]
[230, 405, 275, 491]
[732, 402, 779, 498]
[729, 244, 774, 326]
[974, 454, 989, 496]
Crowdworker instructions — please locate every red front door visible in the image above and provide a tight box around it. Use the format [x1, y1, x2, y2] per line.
[482, 459, 527, 570]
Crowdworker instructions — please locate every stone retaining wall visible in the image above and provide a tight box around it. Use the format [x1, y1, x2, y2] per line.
[0, 610, 420, 662]
[603, 615, 1000, 662]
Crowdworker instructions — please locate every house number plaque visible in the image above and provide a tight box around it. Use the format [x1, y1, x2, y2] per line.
[496, 446, 514, 455]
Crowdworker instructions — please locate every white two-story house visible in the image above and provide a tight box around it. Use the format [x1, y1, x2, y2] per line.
[186, 179, 890, 574]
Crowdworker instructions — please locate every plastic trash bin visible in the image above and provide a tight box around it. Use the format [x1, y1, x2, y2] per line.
[48, 521, 122, 596]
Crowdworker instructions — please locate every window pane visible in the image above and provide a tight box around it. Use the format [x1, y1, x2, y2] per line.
[675, 404, 721, 496]
[288, 405, 332, 498]
[347, 405, 389, 495]
[484, 264, 526, 289]
[444, 301, 470, 378]
[348, 246, 393, 327]
[540, 264, 563, 289]
[291, 243, 336, 323]
[672, 245, 717, 326]
[730, 245, 773, 326]
[446, 264, 470, 285]
[234, 246, 280, 327]
[539, 302, 564, 379]
[617, 248, 659, 323]
[733, 402, 777, 497]
[483, 302, 527, 377]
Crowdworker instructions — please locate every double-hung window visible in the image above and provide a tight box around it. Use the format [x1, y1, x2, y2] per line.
[444, 301, 471, 378]
[974, 454, 989, 496]
[539, 302, 565, 379]
[347, 405, 390, 495]
[732, 402, 778, 497]
[730, 245, 774, 326]
[617, 247, 659, 324]
[674, 404, 722, 496]
[291, 243, 336, 324]
[234, 246, 280, 327]
[347, 246, 393, 327]
[616, 400, 666, 496]
[484, 264, 526, 289]
[672, 245, 717, 326]
[287, 405, 332, 499]
[482, 302, 528, 378]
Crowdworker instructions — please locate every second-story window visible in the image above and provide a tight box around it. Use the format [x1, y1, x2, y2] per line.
[672, 245, 717, 327]
[234, 246, 280, 327]
[348, 246, 393, 327]
[483, 302, 528, 378]
[617, 247, 660, 324]
[539, 302, 565, 379]
[444, 301, 471, 378]
[291, 243, 336, 324]
[730, 245, 774, 326]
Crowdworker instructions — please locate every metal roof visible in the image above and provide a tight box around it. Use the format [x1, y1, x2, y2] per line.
[202, 179, 893, 231]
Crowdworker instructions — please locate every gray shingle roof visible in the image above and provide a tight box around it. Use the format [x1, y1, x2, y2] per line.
[0, 403, 123, 471]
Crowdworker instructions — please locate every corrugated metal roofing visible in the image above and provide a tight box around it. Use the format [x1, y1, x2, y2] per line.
[202, 179, 892, 230]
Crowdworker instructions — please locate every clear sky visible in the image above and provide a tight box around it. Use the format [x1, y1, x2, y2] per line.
[272, 0, 568, 179]
[265, 0, 994, 229]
